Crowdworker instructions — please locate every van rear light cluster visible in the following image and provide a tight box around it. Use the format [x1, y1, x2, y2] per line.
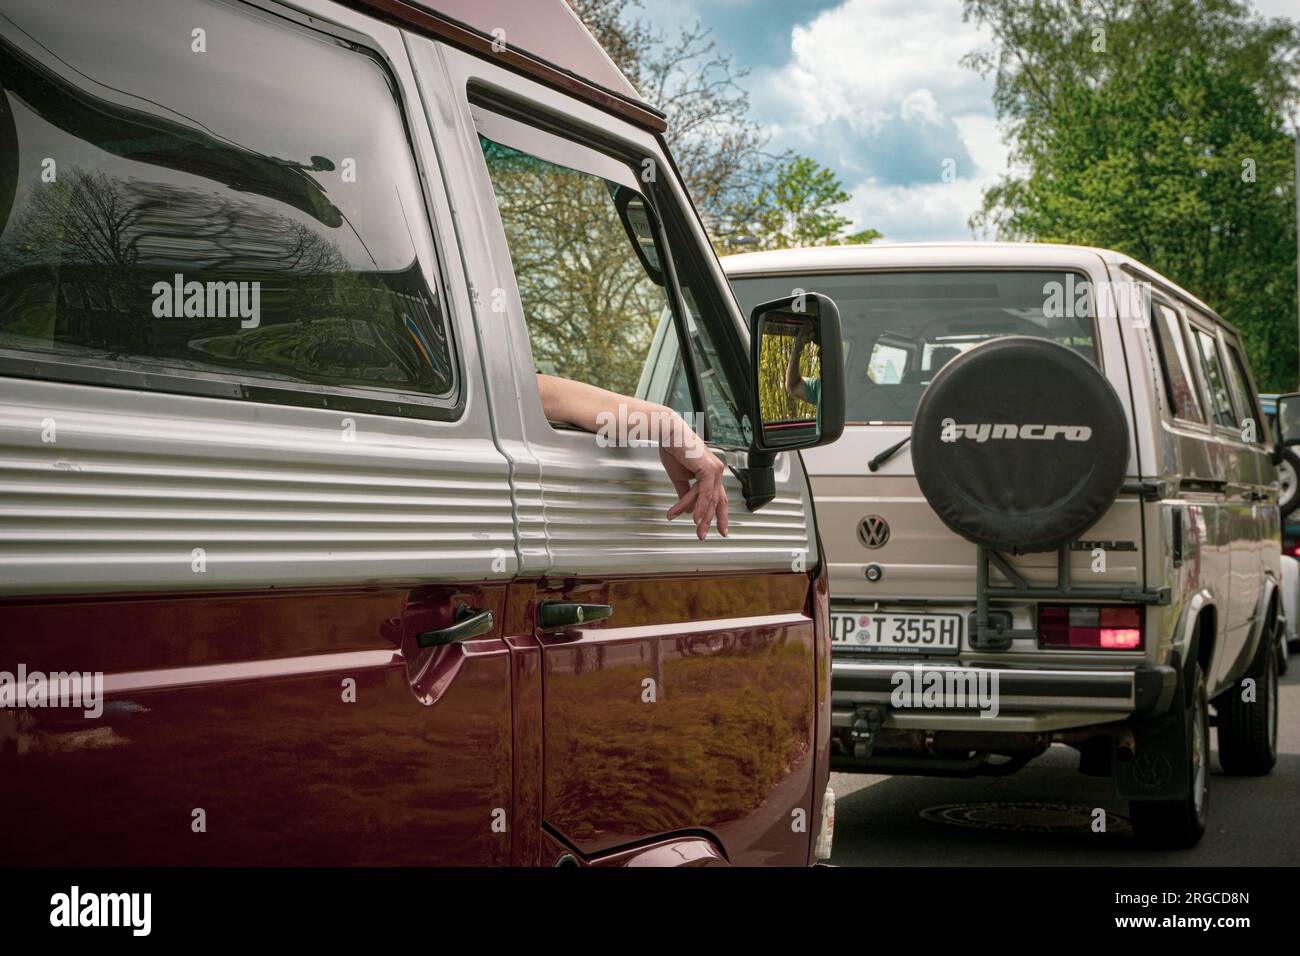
[1038, 605, 1142, 650]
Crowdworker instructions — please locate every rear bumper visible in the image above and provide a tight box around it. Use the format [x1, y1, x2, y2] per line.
[831, 658, 1177, 730]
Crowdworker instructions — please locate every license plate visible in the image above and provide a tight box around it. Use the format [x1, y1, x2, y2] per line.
[831, 610, 962, 654]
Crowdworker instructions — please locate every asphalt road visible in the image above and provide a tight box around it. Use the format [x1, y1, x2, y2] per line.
[829, 652, 1300, 866]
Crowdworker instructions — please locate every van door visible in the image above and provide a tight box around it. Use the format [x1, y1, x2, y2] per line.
[418, 42, 822, 865]
[0, 0, 517, 865]
[1187, 316, 1256, 687]
[1221, 332, 1277, 673]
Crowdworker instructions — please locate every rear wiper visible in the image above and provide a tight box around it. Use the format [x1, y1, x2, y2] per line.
[868, 435, 910, 472]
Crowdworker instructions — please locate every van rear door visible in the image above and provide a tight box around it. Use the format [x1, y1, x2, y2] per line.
[731, 255, 1145, 664]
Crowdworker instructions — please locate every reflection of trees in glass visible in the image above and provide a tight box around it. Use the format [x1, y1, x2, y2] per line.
[6, 169, 143, 269]
[758, 331, 819, 424]
[0, 168, 449, 392]
[481, 139, 670, 397]
[1, 168, 349, 277]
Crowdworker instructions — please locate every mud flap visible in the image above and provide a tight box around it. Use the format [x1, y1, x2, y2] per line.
[1115, 648, 1192, 801]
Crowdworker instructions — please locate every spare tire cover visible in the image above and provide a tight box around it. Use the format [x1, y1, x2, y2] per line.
[911, 336, 1128, 553]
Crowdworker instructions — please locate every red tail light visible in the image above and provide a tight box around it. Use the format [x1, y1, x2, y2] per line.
[1039, 605, 1142, 650]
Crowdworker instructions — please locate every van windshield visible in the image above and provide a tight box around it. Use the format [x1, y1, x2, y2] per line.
[729, 270, 1097, 423]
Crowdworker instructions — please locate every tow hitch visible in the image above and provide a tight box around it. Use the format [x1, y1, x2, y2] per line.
[850, 704, 885, 759]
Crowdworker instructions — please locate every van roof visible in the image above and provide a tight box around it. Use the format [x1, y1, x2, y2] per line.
[344, 0, 665, 131]
[721, 241, 1233, 333]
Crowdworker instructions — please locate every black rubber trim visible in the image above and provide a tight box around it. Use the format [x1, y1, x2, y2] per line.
[0, 353, 464, 422]
[1133, 664, 1178, 715]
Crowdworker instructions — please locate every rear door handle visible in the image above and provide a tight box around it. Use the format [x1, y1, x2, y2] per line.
[417, 604, 494, 647]
[537, 601, 614, 631]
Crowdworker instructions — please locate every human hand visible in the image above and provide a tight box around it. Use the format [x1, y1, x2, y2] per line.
[658, 418, 729, 540]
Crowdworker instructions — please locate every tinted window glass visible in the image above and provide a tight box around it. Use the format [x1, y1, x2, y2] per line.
[730, 270, 1095, 424]
[1222, 340, 1259, 434]
[1193, 327, 1236, 428]
[660, 233, 749, 447]
[0, 0, 453, 399]
[479, 136, 685, 407]
[1151, 303, 1204, 422]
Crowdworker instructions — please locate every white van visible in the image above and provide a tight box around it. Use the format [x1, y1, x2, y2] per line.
[725, 241, 1282, 848]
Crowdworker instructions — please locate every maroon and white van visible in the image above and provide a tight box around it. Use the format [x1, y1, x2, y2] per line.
[0, 0, 842, 865]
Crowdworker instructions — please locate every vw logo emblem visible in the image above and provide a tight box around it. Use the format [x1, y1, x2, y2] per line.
[858, 515, 890, 549]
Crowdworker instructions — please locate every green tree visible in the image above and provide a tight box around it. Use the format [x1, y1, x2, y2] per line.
[963, 0, 1300, 390]
[748, 155, 882, 251]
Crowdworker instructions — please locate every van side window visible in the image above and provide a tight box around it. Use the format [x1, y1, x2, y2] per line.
[1192, 327, 1236, 429]
[0, 0, 455, 407]
[1151, 303, 1204, 422]
[479, 136, 693, 418]
[1222, 340, 1260, 435]
[655, 205, 750, 448]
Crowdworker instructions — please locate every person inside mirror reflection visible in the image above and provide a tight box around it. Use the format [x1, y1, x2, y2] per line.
[785, 323, 822, 431]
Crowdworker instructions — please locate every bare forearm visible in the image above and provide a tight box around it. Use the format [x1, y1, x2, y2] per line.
[535, 373, 727, 538]
[537, 373, 674, 436]
[785, 346, 808, 399]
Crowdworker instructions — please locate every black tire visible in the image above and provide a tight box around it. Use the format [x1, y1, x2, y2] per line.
[1277, 447, 1300, 518]
[1279, 619, 1291, 676]
[1129, 663, 1209, 849]
[911, 337, 1129, 553]
[1217, 621, 1280, 775]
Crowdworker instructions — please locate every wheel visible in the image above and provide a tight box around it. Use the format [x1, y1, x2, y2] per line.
[1129, 663, 1209, 849]
[1278, 447, 1300, 518]
[1279, 618, 1291, 676]
[1217, 624, 1279, 775]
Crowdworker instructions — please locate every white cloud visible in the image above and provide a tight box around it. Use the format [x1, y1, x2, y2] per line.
[745, 0, 1003, 240]
[899, 89, 944, 126]
[1248, 0, 1300, 21]
[845, 176, 989, 242]
[751, 0, 994, 134]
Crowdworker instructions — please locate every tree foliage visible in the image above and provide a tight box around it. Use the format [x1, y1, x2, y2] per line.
[963, 0, 1300, 390]
[749, 155, 883, 250]
[480, 139, 670, 396]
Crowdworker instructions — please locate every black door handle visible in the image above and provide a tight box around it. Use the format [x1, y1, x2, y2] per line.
[537, 601, 614, 631]
[417, 603, 494, 647]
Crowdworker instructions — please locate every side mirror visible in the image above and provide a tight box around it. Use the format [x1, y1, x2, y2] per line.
[733, 292, 845, 511]
[749, 292, 845, 452]
[1278, 392, 1300, 446]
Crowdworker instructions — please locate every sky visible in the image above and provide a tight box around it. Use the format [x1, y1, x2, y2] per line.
[636, 0, 1300, 242]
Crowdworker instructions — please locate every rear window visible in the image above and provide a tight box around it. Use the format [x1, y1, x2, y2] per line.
[729, 270, 1096, 423]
